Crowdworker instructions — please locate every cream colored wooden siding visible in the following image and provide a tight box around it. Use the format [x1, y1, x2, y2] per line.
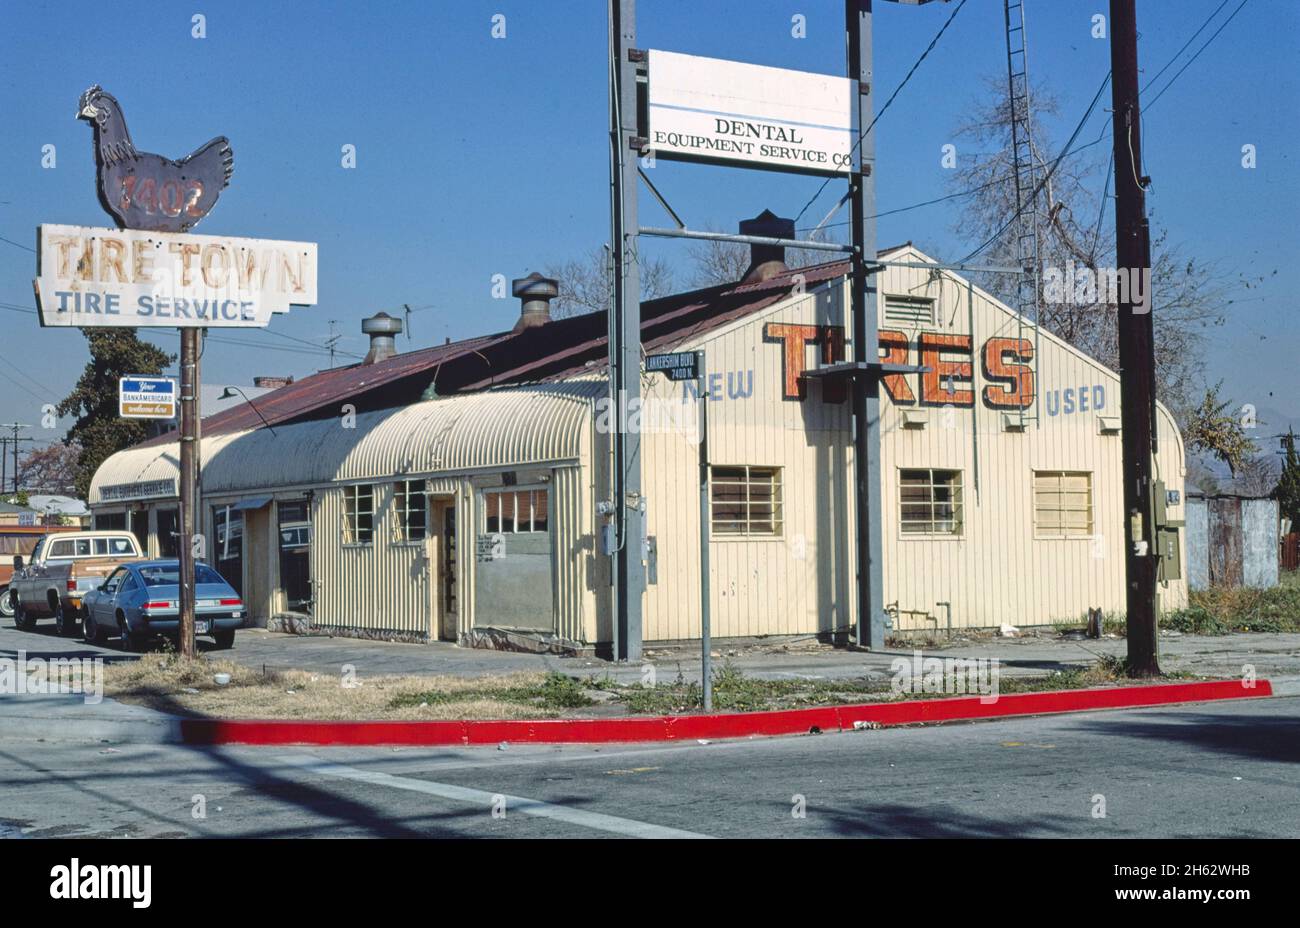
[640, 290, 855, 641]
[93, 383, 602, 640]
[308, 477, 460, 636]
[874, 250, 1187, 629]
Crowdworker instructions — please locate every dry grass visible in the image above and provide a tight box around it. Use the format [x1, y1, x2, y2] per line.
[104, 654, 561, 720]
[104, 652, 1208, 722]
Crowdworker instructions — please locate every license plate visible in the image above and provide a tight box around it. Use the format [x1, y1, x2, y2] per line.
[195, 620, 210, 634]
[198, 599, 219, 607]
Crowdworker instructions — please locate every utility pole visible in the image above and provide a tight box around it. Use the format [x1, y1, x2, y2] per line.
[177, 330, 200, 659]
[609, 0, 645, 661]
[0, 424, 35, 494]
[846, 1, 886, 649]
[1109, 0, 1160, 676]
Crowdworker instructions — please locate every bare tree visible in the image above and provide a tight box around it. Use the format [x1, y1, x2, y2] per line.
[545, 247, 676, 319]
[947, 76, 1231, 419]
[17, 442, 81, 494]
[685, 223, 842, 288]
[1229, 453, 1281, 497]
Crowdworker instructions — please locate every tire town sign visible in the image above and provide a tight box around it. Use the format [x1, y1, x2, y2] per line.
[35, 224, 317, 328]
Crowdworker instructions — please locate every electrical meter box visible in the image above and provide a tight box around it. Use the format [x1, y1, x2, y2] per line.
[1150, 479, 1183, 582]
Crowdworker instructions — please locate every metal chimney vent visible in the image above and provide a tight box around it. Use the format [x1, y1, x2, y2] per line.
[361, 311, 403, 365]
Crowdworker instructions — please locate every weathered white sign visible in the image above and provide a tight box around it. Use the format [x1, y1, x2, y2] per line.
[34, 224, 317, 328]
[646, 50, 855, 176]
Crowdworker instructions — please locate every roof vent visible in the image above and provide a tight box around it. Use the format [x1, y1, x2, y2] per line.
[361, 311, 403, 365]
[253, 375, 294, 389]
[738, 209, 795, 283]
[512, 272, 558, 333]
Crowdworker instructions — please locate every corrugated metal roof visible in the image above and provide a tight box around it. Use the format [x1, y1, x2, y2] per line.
[91, 381, 602, 504]
[144, 254, 890, 446]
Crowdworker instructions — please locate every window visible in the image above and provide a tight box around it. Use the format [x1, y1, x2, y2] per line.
[214, 508, 244, 559]
[94, 512, 126, 531]
[49, 538, 93, 558]
[484, 489, 548, 534]
[710, 466, 783, 536]
[157, 509, 180, 558]
[1034, 471, 1093, 537]
[139, 563, 226, 586]
[900, 469, 964, 535]
[395, 480, 428, 542]
[342, 484, 376, 544]
[0, 535, 41, 557]
[102, 567, 128, 595]
[885, 295, 936, 327]
[278, 501, 311, 549]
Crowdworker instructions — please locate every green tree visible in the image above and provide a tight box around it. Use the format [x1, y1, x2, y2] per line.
[57, 331, 173, 499]
[1180, 383, 1259, 476]
[1276, 430, 1300, 528]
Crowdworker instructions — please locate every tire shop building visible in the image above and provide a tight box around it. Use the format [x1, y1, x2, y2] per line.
[88, 215, 1188, 650]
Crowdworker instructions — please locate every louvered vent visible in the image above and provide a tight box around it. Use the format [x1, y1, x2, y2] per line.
[884, 296, 936, 326]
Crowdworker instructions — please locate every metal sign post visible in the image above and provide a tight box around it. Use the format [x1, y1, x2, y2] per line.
[648, 351, 712, 708]
[178, 329, 199, 658]
[847, 0, 886, 649]
[610, 0, 646, 662]
[621, 1, 945, 657]
[696, 353, 712, 711]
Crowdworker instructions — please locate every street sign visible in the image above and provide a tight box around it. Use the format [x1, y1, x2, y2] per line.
[646, 50, 854, 176]
[119, 375, 178, 419]
[34, 224, 318, 328]
[646, 351, 700, 382]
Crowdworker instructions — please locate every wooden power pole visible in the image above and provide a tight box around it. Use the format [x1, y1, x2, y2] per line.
[1109, 0, 1160, 676]
[177, 328, 199, 659]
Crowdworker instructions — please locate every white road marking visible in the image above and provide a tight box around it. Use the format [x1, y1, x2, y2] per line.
[277, 754, 709, 839]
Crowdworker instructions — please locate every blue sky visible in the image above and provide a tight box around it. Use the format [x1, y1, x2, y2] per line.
[0, 0, 1296, 453]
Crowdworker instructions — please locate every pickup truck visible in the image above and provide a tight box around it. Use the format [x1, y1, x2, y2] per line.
[0, 524, 80, 620]
[9, 531, 143, 636]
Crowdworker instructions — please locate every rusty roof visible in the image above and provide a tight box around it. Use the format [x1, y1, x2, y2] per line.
[146, 255, 870, 446]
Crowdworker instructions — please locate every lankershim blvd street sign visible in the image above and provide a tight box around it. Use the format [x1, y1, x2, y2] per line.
[646, 50, 855, 176]
[34, 224, 317, 327]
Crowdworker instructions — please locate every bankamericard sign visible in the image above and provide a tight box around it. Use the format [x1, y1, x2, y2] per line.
[34, 224, 318, 328]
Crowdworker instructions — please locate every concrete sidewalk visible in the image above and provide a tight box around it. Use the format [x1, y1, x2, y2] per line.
[2, 617, 1297, 746]
[3, 620, 1299, 685]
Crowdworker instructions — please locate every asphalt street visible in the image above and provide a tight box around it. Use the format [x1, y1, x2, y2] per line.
[2, 696, 1296, 838]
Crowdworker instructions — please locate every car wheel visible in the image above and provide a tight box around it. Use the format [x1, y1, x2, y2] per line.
[0, 587, 13, 620]
[13, 600, 34, 631]
[54, 601, 78, 637]
[212, 629, 236, 650]
[83, 610, 106, 645]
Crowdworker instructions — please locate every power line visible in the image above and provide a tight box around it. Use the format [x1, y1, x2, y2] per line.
[1144, 0, 1249, 111]
[204, 335, 340, 357]
[792, 0, 970, 224]
[801, 0, 1245, 241]
[1140, 0, 1231, 93]
[960, 70, 1113, 264]
[0, 235, 35, 253]
[258, 326, 365, 359]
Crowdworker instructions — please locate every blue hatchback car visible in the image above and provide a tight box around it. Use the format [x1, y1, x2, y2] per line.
[81, 559, 244, 651]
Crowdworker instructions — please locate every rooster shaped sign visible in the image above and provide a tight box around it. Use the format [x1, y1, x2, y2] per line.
[77, 85, 233, 233]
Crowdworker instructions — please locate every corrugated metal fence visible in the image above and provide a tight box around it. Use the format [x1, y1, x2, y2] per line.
[1186, 495, 1280, 590]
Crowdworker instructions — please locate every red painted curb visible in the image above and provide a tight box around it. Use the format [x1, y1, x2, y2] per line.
[179, 678, 1273, 747]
